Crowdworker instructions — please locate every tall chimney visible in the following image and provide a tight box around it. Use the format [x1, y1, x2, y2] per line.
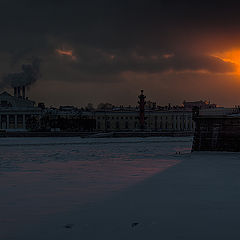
[22, 86, 25, 99]
[14, 87, 17, 97]
[17, 87, 21, 98]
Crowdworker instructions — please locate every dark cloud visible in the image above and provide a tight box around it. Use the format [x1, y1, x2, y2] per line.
[1, 0, 240, 105]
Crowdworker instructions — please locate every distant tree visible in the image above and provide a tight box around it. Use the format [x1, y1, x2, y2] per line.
[97, 103, 105, 109]
[146, 101, 157, 110]
[85, 103, 94, 111]
[38, 102, 45, 109]
[97, 103, 113, 110]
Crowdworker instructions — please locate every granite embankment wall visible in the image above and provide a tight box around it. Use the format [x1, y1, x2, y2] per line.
[192, 116, 240, 152]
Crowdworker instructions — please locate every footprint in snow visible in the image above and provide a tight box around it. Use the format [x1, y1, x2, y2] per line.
[64, 224, 74, 229]
[131, 222, 140, 228]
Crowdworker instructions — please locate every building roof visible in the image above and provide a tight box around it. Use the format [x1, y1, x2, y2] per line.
[0, 91, 12, 97]
[0, 91, 35, 108]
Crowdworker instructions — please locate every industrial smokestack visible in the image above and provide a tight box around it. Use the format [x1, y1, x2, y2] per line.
[17, 87, 21, 98]
[14, 87, 17, 97]
[1, 57, 41, 91]
[22, 86, 25, 99]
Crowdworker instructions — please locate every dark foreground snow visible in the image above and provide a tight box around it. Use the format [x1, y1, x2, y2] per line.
[2, 137, 240, 239]
[30, 152, 240, 240]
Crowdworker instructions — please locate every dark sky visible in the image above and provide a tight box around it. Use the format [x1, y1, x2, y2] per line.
[1, 0, 240, 107]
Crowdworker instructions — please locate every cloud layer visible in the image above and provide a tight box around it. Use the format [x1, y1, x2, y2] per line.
[1, 0, 240, 106]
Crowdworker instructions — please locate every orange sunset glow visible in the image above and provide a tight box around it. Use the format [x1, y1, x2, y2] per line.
[56, 48, 77, 60]
[213, 50, 240, 74]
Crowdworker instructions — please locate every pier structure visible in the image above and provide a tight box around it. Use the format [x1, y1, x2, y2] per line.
[192, 108, 240, 151]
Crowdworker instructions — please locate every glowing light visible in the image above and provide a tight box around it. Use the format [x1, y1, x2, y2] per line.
[162, 53, 174, 59]
[56, 48, 77, 60]
[212, 50, 240, 74]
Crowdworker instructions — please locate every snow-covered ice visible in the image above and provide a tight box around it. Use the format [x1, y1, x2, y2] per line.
[3, 136, 240, 239]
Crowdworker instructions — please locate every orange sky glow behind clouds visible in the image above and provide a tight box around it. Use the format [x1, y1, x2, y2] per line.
[212, 50, 240, 74]
[55, 49, 77, 61]
[28, 43, 240, 107]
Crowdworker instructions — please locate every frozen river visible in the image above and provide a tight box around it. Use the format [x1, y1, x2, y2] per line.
[0, 136, 192, 239]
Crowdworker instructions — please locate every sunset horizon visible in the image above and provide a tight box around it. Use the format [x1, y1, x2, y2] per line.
[1, 1, 240, 107]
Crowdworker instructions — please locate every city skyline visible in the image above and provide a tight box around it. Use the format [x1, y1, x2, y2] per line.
[1, 1, 240, 106]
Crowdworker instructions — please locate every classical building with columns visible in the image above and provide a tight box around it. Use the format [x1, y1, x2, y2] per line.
[0, 91, 42, 131]
[91, 109, 195, 133]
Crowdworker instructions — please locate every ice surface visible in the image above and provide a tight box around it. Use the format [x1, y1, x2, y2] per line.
[22, 150, 240, 240]
[0, 136, 192, 239]
[7, 137, 240, 239]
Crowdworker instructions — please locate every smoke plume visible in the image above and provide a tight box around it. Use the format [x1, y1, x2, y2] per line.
[1, 58, 41, 89]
